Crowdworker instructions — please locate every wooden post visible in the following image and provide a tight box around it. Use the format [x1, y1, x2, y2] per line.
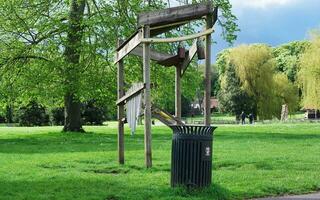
[143, 25, 152, 168]
[175, 65, 182, 120]
[204, 15, 213, 126]
[117, 40, 125, 164]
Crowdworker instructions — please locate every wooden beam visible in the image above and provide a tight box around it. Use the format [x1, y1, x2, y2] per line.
[117, 40, 125, 165]
[114, 29, 143, 64]
[175, 65, 181, 120]
[150, 21, 188, 37]
[130, 46, 174, 62]
[149, 6, 218, 36]
[116, 83, 145, 105]
[181, 39, 198, 76]
[157, 54, 181, 67]
[152, 107, 184, 126]
[143, 25, 152, 168]
[138, 2, 213, 28]
[141, 28, 213, 43]
[204, 15, 213, 126]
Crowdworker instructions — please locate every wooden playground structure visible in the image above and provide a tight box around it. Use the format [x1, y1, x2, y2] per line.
[114, 2, 218, 168]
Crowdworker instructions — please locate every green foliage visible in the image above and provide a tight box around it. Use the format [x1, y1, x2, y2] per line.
[273, 41, 310, 82]
[217, 61, 256, 118]
[212, 0, 240, 44]
[51, 107, 64, 125]
[181, 95, 192, 117]
[216, 50, 256, 118]
[273, 73, 299, 113]
[15, 101, 50, 126]
[0, 0, 239, 125]
[217, 45, 299, 120]
[82, 100, 107, 125]
[298, 30, 320, 110]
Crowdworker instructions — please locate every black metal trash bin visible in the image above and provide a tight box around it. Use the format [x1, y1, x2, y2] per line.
[170, 125, 217, 188]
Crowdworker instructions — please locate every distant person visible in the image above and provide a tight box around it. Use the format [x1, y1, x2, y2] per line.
[248, 113, 254, 124]
[240, 111, 246, 125]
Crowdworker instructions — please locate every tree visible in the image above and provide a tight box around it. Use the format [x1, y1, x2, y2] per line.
[298, 30, 320, 110]
[273, 41, 310, 82]
[219, 44, 299, 120]
[0, 0, 238, 131]
[0, 0, 161, 131]
[229, 44, 276, 119]
[273, 73, 299, 114]
[216, 50, 256, 118]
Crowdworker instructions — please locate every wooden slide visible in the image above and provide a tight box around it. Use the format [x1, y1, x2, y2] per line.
[151, 107, 185, 126]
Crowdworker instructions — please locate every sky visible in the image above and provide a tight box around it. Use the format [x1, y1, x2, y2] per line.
[170, 0, 320, 61]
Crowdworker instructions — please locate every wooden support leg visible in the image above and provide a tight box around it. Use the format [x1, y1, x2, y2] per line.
[175, 65, 182, 121]
[143, 25, 152, 168]
[117, 40, 125, 164]
[204, 15, 213, 126]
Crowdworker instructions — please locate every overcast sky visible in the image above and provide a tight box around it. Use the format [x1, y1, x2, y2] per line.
[212, 0, 320, 61]
[169, 0, 320, 61]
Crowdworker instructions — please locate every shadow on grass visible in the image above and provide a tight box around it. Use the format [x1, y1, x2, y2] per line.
[0, 176, 232, 200]
[171, 183, 232, 200]
[1, 128, 320, 154]
[0, 131, 117, 154]
[0, 130, 174, 154]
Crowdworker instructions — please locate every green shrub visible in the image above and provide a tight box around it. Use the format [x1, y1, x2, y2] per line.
[16, 101, 50, 126]
[51, 107, 64, 125]
[82, 100, 106, 125]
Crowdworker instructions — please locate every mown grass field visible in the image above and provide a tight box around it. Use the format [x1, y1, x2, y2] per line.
[0, 123, 320, 200]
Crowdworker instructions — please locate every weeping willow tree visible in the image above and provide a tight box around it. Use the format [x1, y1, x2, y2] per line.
[298, 30, 320, 110]
[273, 73, 299, 114]
[229, 44, 299, 120]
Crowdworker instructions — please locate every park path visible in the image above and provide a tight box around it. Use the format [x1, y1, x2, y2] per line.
[254, 192, 320, 200]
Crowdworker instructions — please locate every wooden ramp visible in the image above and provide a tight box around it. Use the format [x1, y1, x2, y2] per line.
[151, 107, 185, 126]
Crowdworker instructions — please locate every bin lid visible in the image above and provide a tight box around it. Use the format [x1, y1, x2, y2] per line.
[169, 125, 217, 136]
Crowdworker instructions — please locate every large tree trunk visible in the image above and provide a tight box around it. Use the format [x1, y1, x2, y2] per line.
[63, 0, 86, 132]
[63, 92, 83, 132]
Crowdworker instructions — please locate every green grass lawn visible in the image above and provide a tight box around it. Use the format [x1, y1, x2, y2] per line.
[0, 123, 320, 200]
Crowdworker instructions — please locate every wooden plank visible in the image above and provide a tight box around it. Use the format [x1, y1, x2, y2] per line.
[175, 65, 181, 120]
[114, 30, 142, 64]
[117, 40, 125, 165]
[204, 14, 213, 126]
[150, 21, 188, 36]
[130, 46, 174, 62]
[181, 39, 198, 76]
[138, 2, 213, 27]
[143, 25, 152, 168]
[152, 107, 184, 126]
[141, 28, 213, 43]
[157, 54, 181, 67]
[116, 83, 145, 105]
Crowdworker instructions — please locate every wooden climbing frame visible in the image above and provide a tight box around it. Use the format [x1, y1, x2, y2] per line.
[114, 2, 218, 168]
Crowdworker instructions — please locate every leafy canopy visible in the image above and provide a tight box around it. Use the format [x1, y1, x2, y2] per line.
[298, 30, 320, 110]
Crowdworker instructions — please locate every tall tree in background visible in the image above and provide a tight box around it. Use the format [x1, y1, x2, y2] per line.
[216, 50, 256, 118]
[230, 44, 276, 119]
[298, 30, 320, 110]
[273, 41, 310, 82]
[0, 0, 239, 131]
[218, 44, 299, 120]
[0, 0, 163, 131]
[63, 0, 86, 131]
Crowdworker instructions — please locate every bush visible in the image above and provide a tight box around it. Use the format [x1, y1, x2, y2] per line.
[0, 114, 6, 123]
[16, 101, 50, 126]
[51, 107, 64, 125]
[82, 100, 106, 125]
